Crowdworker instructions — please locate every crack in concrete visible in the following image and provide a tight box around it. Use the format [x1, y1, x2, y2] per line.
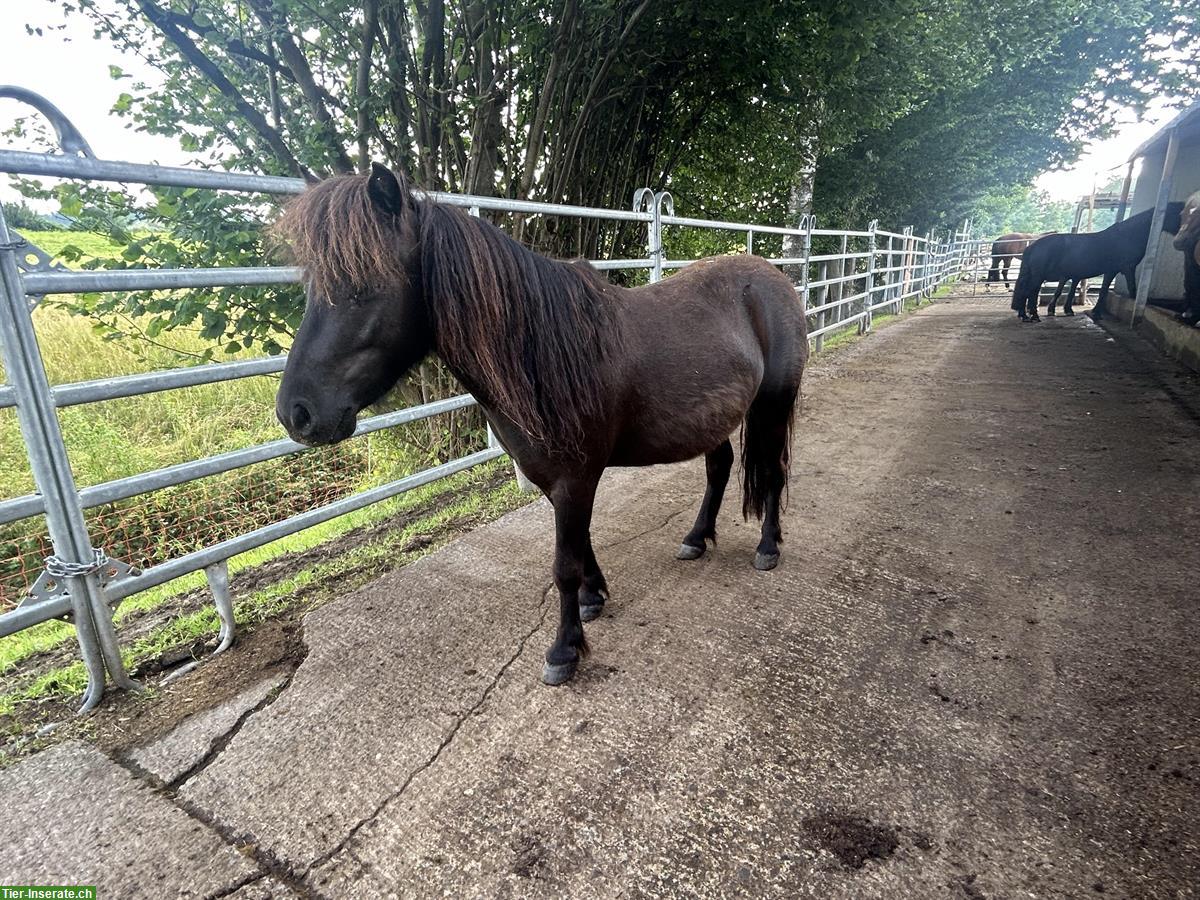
[296, 581, 557, 896]
[111, 745, 322, 900]
[164, 669, 300, 792]
[203, 871, 265, 900]
[103, 631, 318, 900]
[598, 507, 690, 552]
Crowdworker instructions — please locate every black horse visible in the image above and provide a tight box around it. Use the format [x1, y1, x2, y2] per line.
[1010, 203, 1184, 322]
[273, 164, 808, 685]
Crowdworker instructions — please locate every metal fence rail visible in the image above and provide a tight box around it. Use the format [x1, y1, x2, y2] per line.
[0, 88, 975, 711]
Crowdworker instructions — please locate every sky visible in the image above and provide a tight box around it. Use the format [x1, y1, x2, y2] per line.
[0, 1, 1189, 209]
[0, 2, 183, 170]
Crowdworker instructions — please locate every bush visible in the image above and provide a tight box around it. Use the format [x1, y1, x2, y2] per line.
[1, 201, 58, 231]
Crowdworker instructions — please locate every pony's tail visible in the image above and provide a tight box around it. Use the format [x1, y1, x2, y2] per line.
[741, 395, 795, 522]
[987, 256, 1001, 282]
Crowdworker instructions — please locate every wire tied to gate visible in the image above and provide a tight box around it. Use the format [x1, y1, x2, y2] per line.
[45, 548, 111, 579]
[0, 237, 28, 252]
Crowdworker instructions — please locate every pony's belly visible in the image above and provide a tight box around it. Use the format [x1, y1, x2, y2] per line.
[608, 405, 746, 466]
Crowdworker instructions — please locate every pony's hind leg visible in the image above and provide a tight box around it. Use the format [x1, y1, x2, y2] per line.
[543, 476, 598, 685]
[742, 390, 796, 571]
[1047, 280, 1066, 316]
[1063, 279, 1079, 315]
[677, 439, 734, 561]
[579, 537, 609, 622]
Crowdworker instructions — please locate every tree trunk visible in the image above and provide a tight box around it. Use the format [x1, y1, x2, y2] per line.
[783, 129, 819, 259]
[782, 119, 820, 286]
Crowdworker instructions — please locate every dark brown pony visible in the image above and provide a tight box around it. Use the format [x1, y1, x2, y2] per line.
[987, 232, 1050, 288]
[273, 164, 808, 685]
[1172, 190, 1200, 327]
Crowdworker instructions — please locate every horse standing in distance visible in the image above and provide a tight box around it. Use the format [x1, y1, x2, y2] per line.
[987, 232, 1051, 289]
[1171, 190, 1200, 327]
[1010, 204, 1184, 323]
[272, 164, 809, 686]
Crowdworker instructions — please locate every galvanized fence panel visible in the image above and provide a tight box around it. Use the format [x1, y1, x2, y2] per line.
[0, 89, 975, 710]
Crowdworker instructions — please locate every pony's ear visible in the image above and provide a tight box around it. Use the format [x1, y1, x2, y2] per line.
[367, 162, 408, 215]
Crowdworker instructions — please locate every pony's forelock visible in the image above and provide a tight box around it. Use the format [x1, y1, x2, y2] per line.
[273, 174, 410, 302]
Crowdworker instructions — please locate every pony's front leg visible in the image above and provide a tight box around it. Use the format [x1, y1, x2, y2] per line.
[1026, 284, 1042, 322]
[1090, 273, 1117, 321]
[543, 477, 598, 685]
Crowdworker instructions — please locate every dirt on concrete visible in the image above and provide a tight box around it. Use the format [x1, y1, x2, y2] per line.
[800, 811, 902, 869]
[3, 290, 1199, 899]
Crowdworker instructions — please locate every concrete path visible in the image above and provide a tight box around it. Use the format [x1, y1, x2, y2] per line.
[3, 294, 1198, 898]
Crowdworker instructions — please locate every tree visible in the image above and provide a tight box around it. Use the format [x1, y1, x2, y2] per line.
[813, 0, 1200, 230]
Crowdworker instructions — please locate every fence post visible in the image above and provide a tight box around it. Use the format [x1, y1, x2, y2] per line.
[834, 232, 849, 327]
[635, 188, 672, 284]
[923, 229, 934, 297]
[794, 214, 815, 351]
[899, 226, 914, 313]
[814, 260, 828, 353]
[889, 232, 899, 313]
[861, 220, 878, 334]
[0, 206, 138, 712]
[956, 220, 971, 280]
[798, 213, 814, 306]
[653, 191, 674, 283]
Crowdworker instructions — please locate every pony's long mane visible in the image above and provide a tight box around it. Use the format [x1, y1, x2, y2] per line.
[276, 172, 621, 453]
[1109, 202, 1183, 237]
[419, 203, 621, 452]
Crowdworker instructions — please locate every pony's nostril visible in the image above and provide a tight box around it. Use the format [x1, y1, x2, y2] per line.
[291, 401, 313, 434]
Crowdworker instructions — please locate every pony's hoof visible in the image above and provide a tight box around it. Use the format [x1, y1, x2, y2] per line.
[542, 658, 578, 686]
[676, 542, 706, 560]
[1046, 310, 1056, 317]
[579, 588, 607, 622]
[754, 552, 780, 571]
[1029, 315, 1041, 323]
[1064, 310, 1074, 317]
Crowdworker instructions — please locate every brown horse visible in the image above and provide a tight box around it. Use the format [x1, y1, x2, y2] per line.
[988, 232, 1052, 288]
[273, 164, 808, 685]
[1172, 190, 1200, 327]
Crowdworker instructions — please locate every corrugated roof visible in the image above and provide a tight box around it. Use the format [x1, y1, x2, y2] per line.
[1128, 99, 1200, 161]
